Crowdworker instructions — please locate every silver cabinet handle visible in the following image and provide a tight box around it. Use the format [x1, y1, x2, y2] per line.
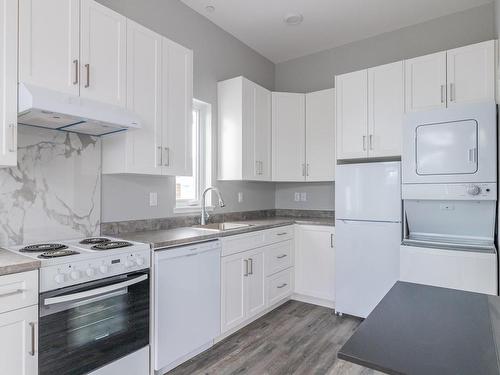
[362, 135, 366, 151]
[306, 164, 310, 177]
[73, 59, 79, 85]
[449, 83, 455, 102]
[248, 258, 253, 275]
[84, 63, 90, 88]
[330, 233, 334, 248]
[302, 163, 306, 177]
[277, 254, 287, 259]
[157, 146, 163, 167]
[8, 123, 16, 153]
[277, 283, 288, 289]
[0, 288, 25, 298]
[440, 84, 445, 103]
[244, 259, 249, 277]
[369, 135, 374, 151]
[164, 147, 170, 166]
[276, 232, 288, 236]
[29, 322, 36, 356]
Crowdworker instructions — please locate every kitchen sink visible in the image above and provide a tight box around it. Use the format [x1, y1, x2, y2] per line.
[194, 222, 253, 231]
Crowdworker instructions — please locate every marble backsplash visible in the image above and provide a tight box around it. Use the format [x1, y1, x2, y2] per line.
[0, 126, 101, 246]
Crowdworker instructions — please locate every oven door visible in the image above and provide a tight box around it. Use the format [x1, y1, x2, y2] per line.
[402, 101, 497, 184]
[39, 270, 149, 375]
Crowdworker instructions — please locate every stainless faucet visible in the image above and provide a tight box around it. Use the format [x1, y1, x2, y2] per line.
[201, 186, 225, 225]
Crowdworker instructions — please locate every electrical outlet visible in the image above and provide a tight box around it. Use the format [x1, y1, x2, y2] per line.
[238, 192, 243, 203]
[294, 192, 300, 202]
[149, 192, 158, 207]
[300, 192, 307, 202]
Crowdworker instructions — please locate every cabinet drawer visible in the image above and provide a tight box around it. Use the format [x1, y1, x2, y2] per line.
[0, 270, 38, 314]
[221, 231, 265, 257]
[263, 226, 294, 244]
[266, 268, 293, 306]
[265, 240, 293, 276]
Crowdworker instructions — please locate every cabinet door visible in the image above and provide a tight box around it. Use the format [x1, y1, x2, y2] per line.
[335, 70, 368, 160]
[19, 0, 80, 95]
[245, 248, 266, 318]
[162, 38, 193, 176]
[221, 253, 246, 333]
[0, 0, 17, 167]
[125, 20, 163, 175]
[245, 82, 272, 181]
[305, 88, 335, 181]
[447, 40, 495, 106]
[295, 226, 335, 303]
[368, 61, 404, 158]
[405, 51, 446, 112]
[272, 92, 306, 181]
[80, 0, 126, 107]
[0, 305, 38, 375]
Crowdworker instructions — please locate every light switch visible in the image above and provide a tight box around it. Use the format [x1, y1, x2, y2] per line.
[238, 192, 243, 203]
[294, 192, 300, 202]
[300, 192, 307, 202]
[149, 192, 158, 207]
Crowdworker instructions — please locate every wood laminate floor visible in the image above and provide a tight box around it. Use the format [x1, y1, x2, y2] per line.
[168, 300, 381, 375]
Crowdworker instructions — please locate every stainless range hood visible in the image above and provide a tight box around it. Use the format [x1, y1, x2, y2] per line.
[17, 83, 142, 136]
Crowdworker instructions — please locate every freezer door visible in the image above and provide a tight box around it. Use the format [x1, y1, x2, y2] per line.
[335, 220, 401, 318]
[335, 162, 401, 222]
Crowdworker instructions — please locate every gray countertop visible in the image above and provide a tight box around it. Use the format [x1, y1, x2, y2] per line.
[117, 217, 333, 249]
[338, 281, 500, 375]
[0, 248, 40, 276]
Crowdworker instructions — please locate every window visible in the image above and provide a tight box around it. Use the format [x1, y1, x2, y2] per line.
[175, 99, 212, 212]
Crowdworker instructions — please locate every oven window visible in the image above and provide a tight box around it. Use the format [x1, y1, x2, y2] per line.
[416, 120, 478, 176]
[39, 272, 149, 375]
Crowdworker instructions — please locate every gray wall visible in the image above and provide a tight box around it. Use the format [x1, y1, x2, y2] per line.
[496, 0, 500, 37]
[274, 3, 495, 211]
[97, 0, 276, 223]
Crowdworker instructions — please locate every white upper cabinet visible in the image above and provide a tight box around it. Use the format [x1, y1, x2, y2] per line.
[80, 0, 127, 107]
[405, 51, 447, 112]
[305, 88, 335, 181]
[446, 40, 495, 106]
[335, 70, 368, 160]
[19, 0, 80, 95]
[161, 38, 193, 176]
[218, 76, 271, 181]
[0, 0, 18, 168]
[368, 61, 404, 158]
[272, 92, 306, 181]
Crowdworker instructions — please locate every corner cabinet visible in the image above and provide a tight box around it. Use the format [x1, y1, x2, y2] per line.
[102, 22, 193, 176]
[405, 40, 496, 112]
[336, 61, 404, 160]
[0, 0, 18, 168]
[217, 76, 272, 181]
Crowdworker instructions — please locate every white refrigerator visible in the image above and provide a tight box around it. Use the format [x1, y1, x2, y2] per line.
[335, 162, 401, 318]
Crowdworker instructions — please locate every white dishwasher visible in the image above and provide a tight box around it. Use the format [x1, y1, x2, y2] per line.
[154, 240, 221, 374]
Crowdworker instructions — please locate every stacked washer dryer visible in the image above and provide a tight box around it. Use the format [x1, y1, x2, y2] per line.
[400, 101, 498, 295]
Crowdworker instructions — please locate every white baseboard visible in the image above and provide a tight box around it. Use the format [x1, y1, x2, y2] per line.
[291, 293, 335, 309]
[155, 341, 213, 375]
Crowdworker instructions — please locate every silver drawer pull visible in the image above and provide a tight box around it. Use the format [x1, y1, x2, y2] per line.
[276, 254, 287, 259]
[73, 59, 79, 85]
[276, 232, 288, 236]
[0, 289, 25, 298]
[29, 322, 36, 356]
[244, 259, 249, 277]
[277, 283, 288, 289]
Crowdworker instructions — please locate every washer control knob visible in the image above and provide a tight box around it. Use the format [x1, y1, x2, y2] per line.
[99, 265, 109, 274]
[54, 273, 66, 284]
[86, 268, 95, 277]
[467, 185, 481, 196]
[70, 270, 81, 281]
[135, 257, 144, 266]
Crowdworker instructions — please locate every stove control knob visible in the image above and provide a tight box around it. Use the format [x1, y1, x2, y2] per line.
[467, 185, 481, 196]
[86, 268, 95, 277]
[125, 259, 135, 268]
[99, 265, 109, 274]
[70, 270, 81, 281]
[135, 257, 144, 267]
[54, 273, 66, 284]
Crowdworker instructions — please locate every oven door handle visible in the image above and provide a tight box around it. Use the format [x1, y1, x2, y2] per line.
[43, 274, 148, 306]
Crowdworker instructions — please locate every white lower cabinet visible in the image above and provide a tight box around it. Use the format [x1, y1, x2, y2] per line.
[0, 270, 39, 375]
[294, 225, 335, 307]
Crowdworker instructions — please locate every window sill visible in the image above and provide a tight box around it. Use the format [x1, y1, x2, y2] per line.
[173, 205, 214, 214]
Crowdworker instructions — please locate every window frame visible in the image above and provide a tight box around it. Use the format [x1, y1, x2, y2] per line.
[174, 99, 212, 213]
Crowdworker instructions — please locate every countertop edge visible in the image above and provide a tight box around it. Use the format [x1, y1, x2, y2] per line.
[0, 249, 41, 276]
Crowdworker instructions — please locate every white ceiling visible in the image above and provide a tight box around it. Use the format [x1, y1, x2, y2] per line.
[180, 0, 493, 63]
